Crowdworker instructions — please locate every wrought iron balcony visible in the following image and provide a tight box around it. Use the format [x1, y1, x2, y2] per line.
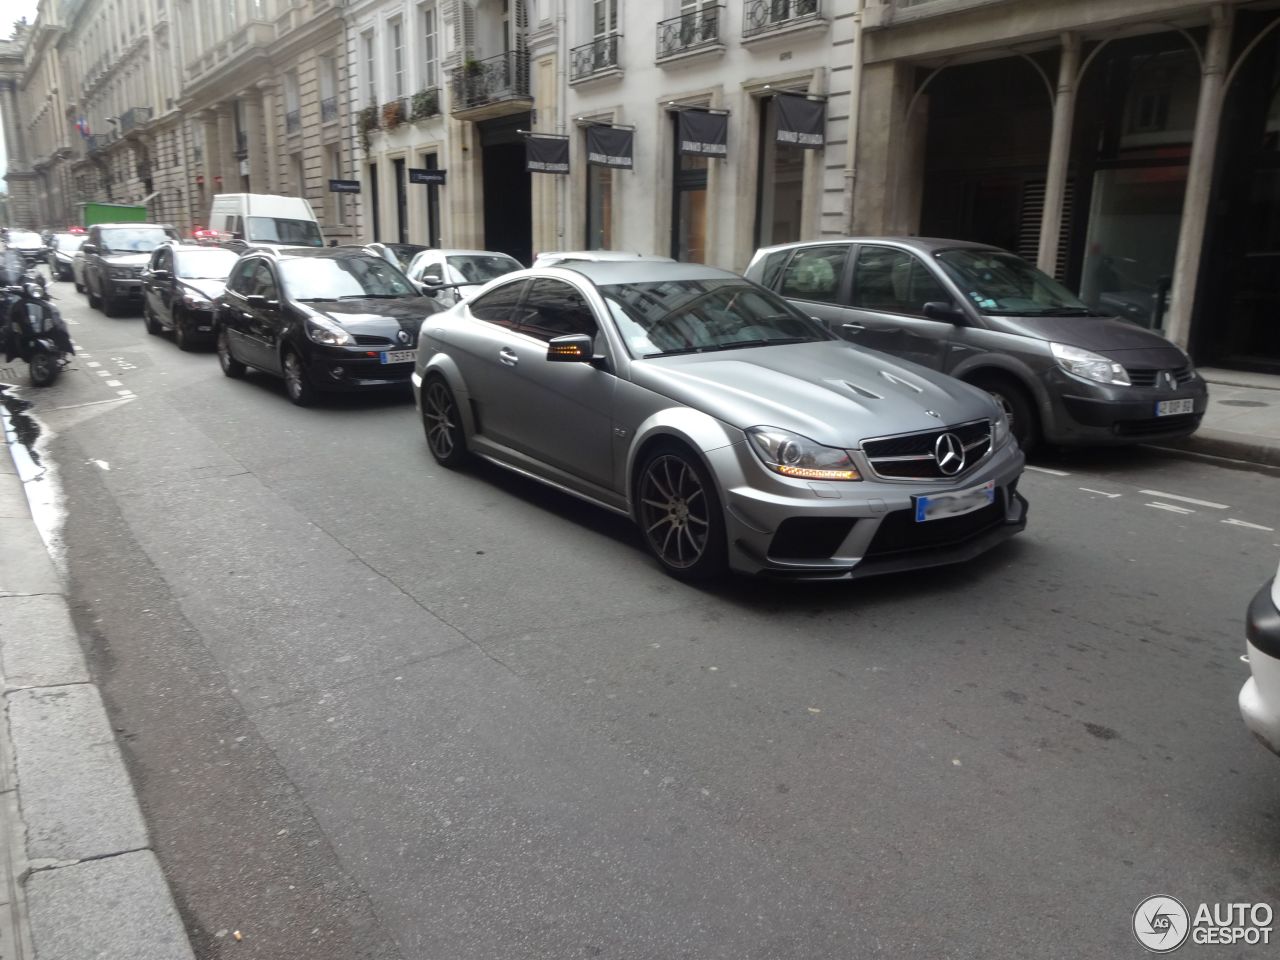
[742, 0, 823, 39]
[119, 105, 153, 134]
[449, 50, 532, 121]
[320, 96, 338, 123]
[570, 33, 621, 82]
[86, 134, 113, 153]
[656, 5, 724, 61]
[285, 108, 301, 134]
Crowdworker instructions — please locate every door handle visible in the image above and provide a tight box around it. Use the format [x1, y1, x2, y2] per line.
[498, 347, 518, 367]
[842, 323, 865, 333]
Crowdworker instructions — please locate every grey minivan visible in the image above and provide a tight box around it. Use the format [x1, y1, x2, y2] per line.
[745, 238, 1207, 450]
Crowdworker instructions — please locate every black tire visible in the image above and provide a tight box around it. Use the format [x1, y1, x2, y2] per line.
[421, 376, 469, 468]
[282, 348, 316, 406]
[101, 294, 119, 317]
[173, 311, 194, 351]
[143, 303, 161, 335]
[971, 374, 1039, 453]
[634, 442, 728, 581]
[74, 279, 84, 293]
[87, 280, 101, 309]
[217, 327, 246, 378]
[28, 351, 59, 387]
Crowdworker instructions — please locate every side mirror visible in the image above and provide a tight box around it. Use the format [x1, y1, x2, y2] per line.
[245, 294, 277, 309]
[150, 268, 171, 280]
[546, 333, 596, 363]
[922, 300, 965, 323]
[81, 243, 97, 254]
[416, 281, 437, 298]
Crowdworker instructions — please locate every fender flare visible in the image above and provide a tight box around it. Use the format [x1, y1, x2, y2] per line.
[624, 407, 738, 514]
[420, 353, 477, 436]
[949, 355, 1051, 423]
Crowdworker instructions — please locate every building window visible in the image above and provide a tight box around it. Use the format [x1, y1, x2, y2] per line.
[319, 55, 339, 123]
[389, 18, 405, 100]
[224, 0, 237, 35]
[363, 31, 377, 105]
[593, 0, 617, 37]
[292, 153, 305, 195]
[420, 4, 438, 89]
[284, 71, 301, 135]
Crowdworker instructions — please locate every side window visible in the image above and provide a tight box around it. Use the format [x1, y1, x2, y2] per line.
[517, 278, 598, 342]
[778, 245, 848, 304]
[469, 280, 527, 329]
[851, 245, 950, 317]
[226, 259, 256, 295]
[423, 259, 444, 282]
[252, 262, 279, 300]
[759, 248, 793, 291]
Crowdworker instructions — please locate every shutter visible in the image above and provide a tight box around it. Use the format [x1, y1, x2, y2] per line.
[1018, 179, 1073, 280]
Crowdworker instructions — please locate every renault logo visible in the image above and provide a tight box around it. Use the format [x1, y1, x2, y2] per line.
[1160, 370, 1176, 390]
[397, 329, 411, 345]
[934, 432, 966, 476]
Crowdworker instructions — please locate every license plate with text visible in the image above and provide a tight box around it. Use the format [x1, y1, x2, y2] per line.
[914, 480, 996, 523]
[381, 349, 416, 364]
[1155, 398, 1195, 417]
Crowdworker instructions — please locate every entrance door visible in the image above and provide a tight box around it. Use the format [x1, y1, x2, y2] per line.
[479, 113, 533, 265]
[671, 114, 708, 262]
[755, 96, 805, 248]
[393, 158, 408, 244]
[422, 151, 441, 246]
[368, 162, 381, 241]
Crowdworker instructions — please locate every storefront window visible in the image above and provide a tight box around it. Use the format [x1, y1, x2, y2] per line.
[586, 162, 612, 250]
[755, 96, 805, 248]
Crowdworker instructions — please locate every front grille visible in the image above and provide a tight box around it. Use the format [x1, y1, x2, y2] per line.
[1113, 413, 1201, 437]
[861, 419, 991, 481]
[353, 334, 393, 346]
[1125, 364, 1196, 387]
[769, 517, 857, 561]
[864, 493, 1006, 559]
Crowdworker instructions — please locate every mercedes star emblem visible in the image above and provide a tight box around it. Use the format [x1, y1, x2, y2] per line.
[934, 432, 966, 476]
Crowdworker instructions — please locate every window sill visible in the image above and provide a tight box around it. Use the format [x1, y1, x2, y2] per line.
[655, 43, 726, 69]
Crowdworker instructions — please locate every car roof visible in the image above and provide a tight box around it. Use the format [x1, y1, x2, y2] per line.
[546, 260, 742, 286]
[250, 245, 374, 259]
[757, 236, 1002, 256]
[535, 250, 675, 263]
[437, 249, 521, 258]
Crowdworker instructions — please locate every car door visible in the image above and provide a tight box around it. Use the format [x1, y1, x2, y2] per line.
[220, 257, 265, 367]
[448, 279, 529, 446]
[841, 244, 956, 371]
[155, 247, 177, 326]
[772, 244, 853, 335]
[245, 261, 286, 373]
[502, 277, 615, 488]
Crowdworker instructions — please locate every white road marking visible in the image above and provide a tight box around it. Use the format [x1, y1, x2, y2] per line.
[86, 361, 101, 368]
[1079, 487, 1122, 498]
[116, 389, 133, 397]
[1146, 502, 1195, 515]
[88, 460, 110, 470]
[1222, 518, 1275, 533]
[96, 370, 109, 377]
[1139, 489, 1229, 510]
[1025, 465, 1070, 476]
[105, 379, 122, 387]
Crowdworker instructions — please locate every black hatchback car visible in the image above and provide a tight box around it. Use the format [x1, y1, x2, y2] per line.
[213, 246, 445, 405]
[143, 243, 241, 350]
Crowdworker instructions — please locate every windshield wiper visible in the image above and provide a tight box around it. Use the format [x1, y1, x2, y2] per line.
[648, 345, 714, 358]
[337, 293, 402, 300]
[715, 337, 815, 351]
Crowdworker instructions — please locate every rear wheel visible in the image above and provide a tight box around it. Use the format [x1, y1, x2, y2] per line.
[971, 374, 1039, 453]
[143, 303, 161, 335]
[173, 311, 194, 351]
[217, 328, 246, 378]
[421, 377, 469, 468]
[282, 349, 316, 406]
[635, 443, 727, 581]
[28, 351, 59, 387]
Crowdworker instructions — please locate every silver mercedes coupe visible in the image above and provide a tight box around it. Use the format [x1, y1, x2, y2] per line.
[412, 261, 1028, 580]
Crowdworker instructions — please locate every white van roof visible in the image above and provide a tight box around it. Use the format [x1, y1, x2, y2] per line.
[209, 194, 316, 219]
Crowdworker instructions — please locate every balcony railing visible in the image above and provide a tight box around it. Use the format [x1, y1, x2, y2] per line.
[86, 134, 113, 153]
[570, 33, 621, 81]
[449, 50, 531, 118]
[285, 108, 301, 134]
[656, 5, 724, 61]
[320, 96, 338, 123]
[119, 105, 153, 134]
[742, 0, 822, 38]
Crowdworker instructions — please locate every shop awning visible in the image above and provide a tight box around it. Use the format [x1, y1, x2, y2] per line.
[586, 125, 634, 169]
[677, 109, 728, 158]
[525, 133, 570, 175]
[775, 93, 825, 149]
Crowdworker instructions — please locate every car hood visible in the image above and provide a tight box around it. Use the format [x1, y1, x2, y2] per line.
[632, 341, 995, 448]
[984, 313, 1188, 367]
[178, 278, 227, 300]
[307, 296, 444, 338]
[101, 252, 152, 267]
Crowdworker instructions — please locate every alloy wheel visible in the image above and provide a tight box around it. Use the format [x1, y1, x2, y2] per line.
[638, 454, 711, 570]
[423, 380, 459, 461]
[283, 351, 312, 405]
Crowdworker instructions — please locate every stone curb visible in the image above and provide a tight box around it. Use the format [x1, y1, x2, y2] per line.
[1148, 428, 1280, 470]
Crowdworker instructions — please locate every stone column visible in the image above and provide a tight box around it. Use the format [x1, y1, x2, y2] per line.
[0, 80, 25, 168]
[1037, 33, 1080, 279]
[215, 104, 235, 193]
[256, 81, 280, 194]
[1165, 5, 1233, 350]
[240, 91, 268, 192]
[850, 61, 919, 236]
[199, 108, 223, 197]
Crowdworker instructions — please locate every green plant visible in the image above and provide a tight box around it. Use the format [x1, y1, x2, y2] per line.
[381, 99, 404, 131]
[464, 57, 483, 76]
[358, 104, 379, 152]
[410, 88, 440, 121]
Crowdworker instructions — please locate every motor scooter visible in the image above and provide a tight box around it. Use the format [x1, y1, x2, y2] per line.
[1, 251, 74, 387]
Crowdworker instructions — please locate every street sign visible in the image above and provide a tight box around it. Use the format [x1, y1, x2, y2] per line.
[328, 179, 361, 193]
[409, 168, 446, 185]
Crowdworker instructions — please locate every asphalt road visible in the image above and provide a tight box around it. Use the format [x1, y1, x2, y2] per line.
[5, 275, 1280, 959]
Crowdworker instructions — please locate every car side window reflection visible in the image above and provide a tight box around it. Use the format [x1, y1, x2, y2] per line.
[517, 279, 598, 342]
[226, 259, 255, 295]
[469, 280, 527, 330]
[851, 245, 950, 318]
[778, 245, 847, 303]
[251, 263, 279, 301]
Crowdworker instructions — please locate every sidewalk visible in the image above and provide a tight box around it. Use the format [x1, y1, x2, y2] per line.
[0, 391, 194, 960]
[1157, 367, 1280, 468]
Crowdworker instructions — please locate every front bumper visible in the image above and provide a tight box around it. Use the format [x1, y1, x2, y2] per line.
[1044, 368, 1208, 444]
[707, 438, 1027, 579]
[1240, 576, 1280, 756]
[305, 347, 416, 391]
[107, 278, 145, 298]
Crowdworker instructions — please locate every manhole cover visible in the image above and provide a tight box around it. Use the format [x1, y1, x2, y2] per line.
[1220, 399, 1270, 408]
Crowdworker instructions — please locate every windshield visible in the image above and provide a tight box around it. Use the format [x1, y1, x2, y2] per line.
[55, 234, 86, 252]
[447, 254, 522, 284]
[6, 231, 42, 246]
[246, 217, 324, 247]
[599, 279, 829, 359]
[100, 227, 169, 253]
[935, 249, 1092, 316]
[381, 244, 428, 270]
[279, 255, 418, 300]
[175, 249, 239, 280]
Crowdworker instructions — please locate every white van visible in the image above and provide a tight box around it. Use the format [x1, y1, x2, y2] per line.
[208, 194, 325, 248]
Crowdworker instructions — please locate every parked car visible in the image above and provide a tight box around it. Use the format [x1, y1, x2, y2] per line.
[413, 260, 1027, 580]
[366, 243, 431, 272]
[1240, 558, 1280, 757]
[142, 243, 241, 350]
[214, 245, 446, 405]
[404, 248, 523, 305]
[3, 229, 46, 268]
[744, 238, 1208, 451]
[82, 222, 179, 316]
[46, 232, 86, 281]
[531, 250, 676, 268]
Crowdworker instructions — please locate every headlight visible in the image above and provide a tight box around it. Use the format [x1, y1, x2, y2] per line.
[181, 292, 211, 308]
[305, 317, 354, 346]
[22, 283, 43, 300]
[746, 426, 861, 481]
[992, 408, 1011, 448]
[1050, 342, 1130, 386]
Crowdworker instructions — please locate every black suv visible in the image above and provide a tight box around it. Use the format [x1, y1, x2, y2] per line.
[213, 246, 445, 405]
[82, 222, 179, 316]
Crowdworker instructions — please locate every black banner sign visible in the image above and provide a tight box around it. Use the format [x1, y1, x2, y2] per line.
[775, 94, 825, 149]
[328, 179, 362, 193]
[585, 125, 634, 169]
[677, 109, 728, 158]
[525, 134, 570, 175]
[409, 168, 447, 185]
